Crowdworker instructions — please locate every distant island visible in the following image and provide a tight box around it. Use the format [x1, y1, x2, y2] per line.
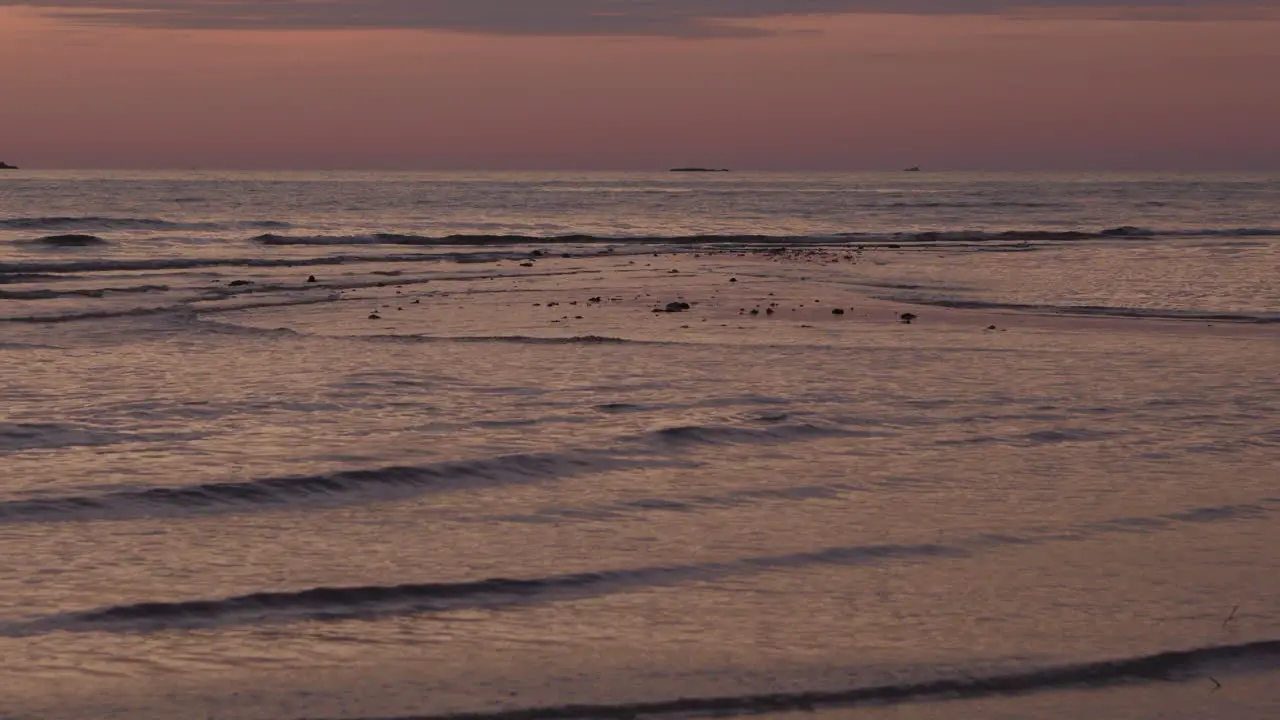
[670, 167, 729, 173]
[0, 161, 18, 170]
[904, 166, 921, 172]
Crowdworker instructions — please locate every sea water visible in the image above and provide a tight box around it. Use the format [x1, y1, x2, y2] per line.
[1, 171, 1278, 719]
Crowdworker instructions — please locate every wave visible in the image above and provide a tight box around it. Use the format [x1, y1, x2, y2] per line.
[8, 542, 962, 634]
[313, 641, 1280, 720]
[13, 234, 111, 247]
[0, 305, 186, 324]
[4, 498, 1271, 634]
[647, 422, 854, 446]
[886, 297, 1280, 324]
[370, 334, 674, 347]
[247, 231, 1029, 247]
[8, 495, 1272, 632]
[0, 451, 658, 524]
[0, 250, 527, 277]
[1166, 227, 1280, 238]
[0, 255, 414, 276]
[874, 226, 1278, 241]
[496, 480, 864, 524]
[0, 216, 290, 231]
[252, 232, 748, 246]
[0, 422, 125, 453]
[248, 226, 1280, 247]
[0, 284, 169, 300]
[255, 233, 438, 246]
[0, 421, 849, 524]
[884, 201, 1065, 209]
[936, 427, 1121, 448]
[0, 341, 61, 350]
[0, 272, 66, 286]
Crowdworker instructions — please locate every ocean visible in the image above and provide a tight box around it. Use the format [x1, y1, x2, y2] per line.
[1, 170, 1278, 719]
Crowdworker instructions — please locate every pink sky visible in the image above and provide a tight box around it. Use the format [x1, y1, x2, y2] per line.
[1, 5, 1278, 170]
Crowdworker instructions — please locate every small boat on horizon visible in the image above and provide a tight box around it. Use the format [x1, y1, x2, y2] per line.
[670, 167, 729, 173]
[903, 166, 921, 172]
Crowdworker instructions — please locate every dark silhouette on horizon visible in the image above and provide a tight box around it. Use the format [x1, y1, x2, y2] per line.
[0, 161, 19, 170]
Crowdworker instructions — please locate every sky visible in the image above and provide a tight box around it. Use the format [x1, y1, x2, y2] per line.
[1, 1, 1278, 170]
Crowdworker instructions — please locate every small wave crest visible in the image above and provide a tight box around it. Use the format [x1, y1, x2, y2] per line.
[0, 422, 846, 523]
[885, 201, 1064, 209]
[9, 542, 960, 634]
[1166, 227, 1280, 238]
[0, 216, 290, 232]
[249, 227, 1280, 248]
[4, 500, 1270, 635]
[372, 334, 666, 347]
[252, 232, 591, 246]
[0, 284, 168, 300]
[14, 234, 111, 248]
[287, 641, 1280, 720]
[885, 297, 1280, 324]
[0, 256, 404, 277]
[0, 422, 124, 453]
[0, 251, 505, 277]
[67, 575, 604, 628]
[0, 305, 186, 324]
[650, 422, 855, 446]
[880, 226, 1280, 242]
[0, 451, 655, 524]
[251, 232, 743, 246]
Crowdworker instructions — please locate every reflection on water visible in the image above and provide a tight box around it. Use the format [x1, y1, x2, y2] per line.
[1, 173, 1278, 719]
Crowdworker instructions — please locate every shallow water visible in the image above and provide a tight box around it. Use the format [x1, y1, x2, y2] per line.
[1, 171, 1278, 719]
